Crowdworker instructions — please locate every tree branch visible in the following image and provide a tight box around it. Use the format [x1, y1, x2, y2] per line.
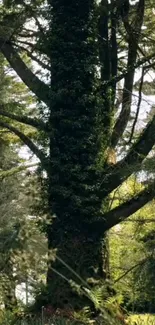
[0, 41, 50, 106]
[0, 163, 38, 179]
[105, 52, 155, 89]
[128, 66, 145, 144]
[0, 121, 48, 170]
[114, 258, 147, 284]
[17, 44, 50, 71]
[91, 180, 155, 233]
[100, 115, 155, 197]
[0, 108, 49, 132]
[111, 0, 145, 147]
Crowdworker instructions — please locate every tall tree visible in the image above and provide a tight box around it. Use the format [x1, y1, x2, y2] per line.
[0, 0, 155, 312]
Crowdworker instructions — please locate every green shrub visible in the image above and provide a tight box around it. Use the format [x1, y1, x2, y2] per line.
[128, 314, 155, 325]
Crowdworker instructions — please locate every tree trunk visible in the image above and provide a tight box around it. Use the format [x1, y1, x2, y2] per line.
[45, 0, 111, 310]
[46, 221, 108, 310]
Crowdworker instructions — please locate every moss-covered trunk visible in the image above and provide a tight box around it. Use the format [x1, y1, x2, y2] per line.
[46, 0, 110, 309]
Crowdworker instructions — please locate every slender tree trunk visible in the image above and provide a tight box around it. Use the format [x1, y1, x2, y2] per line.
[46, 0, 111, 309]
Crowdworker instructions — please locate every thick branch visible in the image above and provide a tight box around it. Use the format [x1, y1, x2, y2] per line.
[0, 121, 48, 169]
[0, 41, 50, 106]
[0, 108, 49, 132]
[92, 180, 155, 233]
[101, 115, 155, 196]
[111, 0, 145, 147]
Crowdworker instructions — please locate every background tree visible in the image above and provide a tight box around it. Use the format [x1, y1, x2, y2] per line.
[0, 51, 47, 311]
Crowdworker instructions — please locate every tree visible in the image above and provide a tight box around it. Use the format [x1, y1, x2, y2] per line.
[0, 0, 155, 312]
[0, 51, 46, 311]
[0, 138, 47, 311]
[0, 157, 47, 310]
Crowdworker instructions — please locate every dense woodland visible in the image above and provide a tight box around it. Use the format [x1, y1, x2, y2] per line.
[0, 0, 155, 324]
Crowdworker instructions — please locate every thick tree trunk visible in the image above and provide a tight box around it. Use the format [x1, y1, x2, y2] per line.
[46, 0, 111, 310]
[46, 223, 106, 310]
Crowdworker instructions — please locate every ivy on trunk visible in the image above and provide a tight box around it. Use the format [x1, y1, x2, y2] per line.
[1, 0, 155, 313]
[46, 0, 110, 308]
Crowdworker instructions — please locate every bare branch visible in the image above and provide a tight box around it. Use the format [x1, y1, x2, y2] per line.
[0, 121, 48, 169]
[105, 52, 155, 89]
[17, 45, 50, 71]
[114, 258, 147, 284]
[0, 108, 49, 132]
[0, 41, 50, 106]
[128, 66, 145, 143]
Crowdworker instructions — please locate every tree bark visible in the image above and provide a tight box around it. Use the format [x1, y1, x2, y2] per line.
[46, 221, 107, 310]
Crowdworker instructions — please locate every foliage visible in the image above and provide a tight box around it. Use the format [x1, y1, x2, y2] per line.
[0, 48, 47, 309]
[109, 187, 155, 312]
[128, 314, 155, 325]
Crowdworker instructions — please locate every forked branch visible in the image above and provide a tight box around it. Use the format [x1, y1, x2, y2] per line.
[91, 179, 155, 233]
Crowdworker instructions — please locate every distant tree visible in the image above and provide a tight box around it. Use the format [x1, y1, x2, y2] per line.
[0, 53, 46, 311]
